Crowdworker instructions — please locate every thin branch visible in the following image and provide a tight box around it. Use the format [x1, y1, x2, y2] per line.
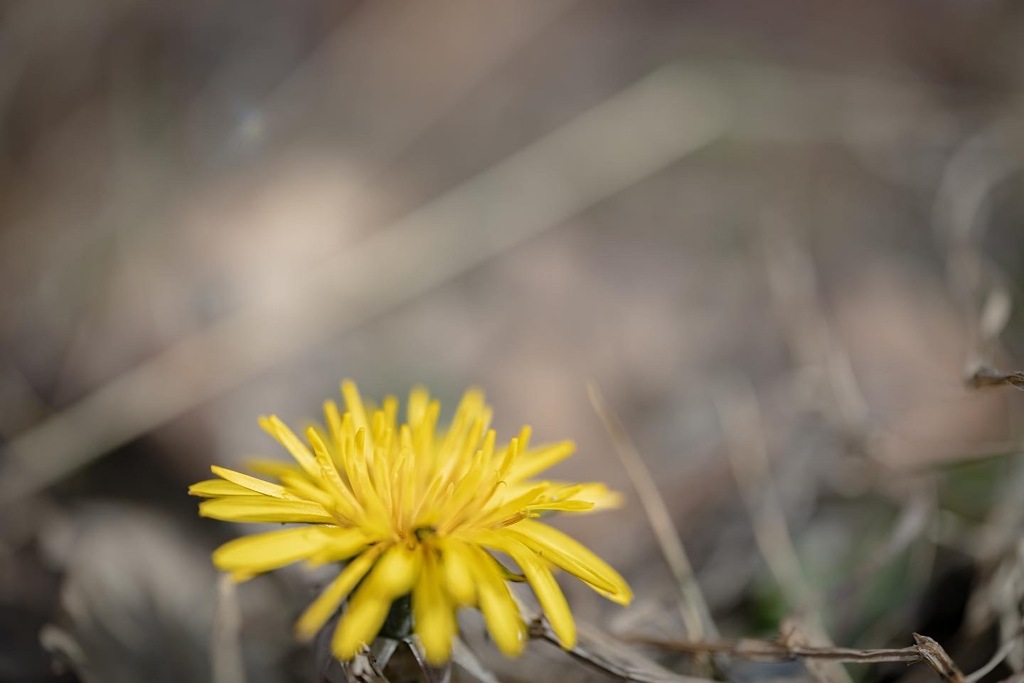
[626, 634, 920, 664]
[630, 632, 970, 683]
[588, 382, 718, 643]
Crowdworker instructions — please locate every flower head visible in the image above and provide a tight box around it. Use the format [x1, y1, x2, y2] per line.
[190, 381, 631, 664]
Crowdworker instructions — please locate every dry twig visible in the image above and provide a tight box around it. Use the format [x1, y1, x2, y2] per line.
[914, 634, 966, 683]
[630, 632, 970, 683]
[588, 383, 718, 643]
[627, 634, 920, 664]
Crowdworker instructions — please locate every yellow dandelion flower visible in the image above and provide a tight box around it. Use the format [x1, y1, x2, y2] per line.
[190, 381, 632, 664]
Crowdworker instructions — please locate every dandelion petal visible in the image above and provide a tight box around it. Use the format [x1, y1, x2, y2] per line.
[438, 538, 476, 606]
[199, 497, 334, 524]
[296, 546, 381, 639]
[188, 479, 251, 498]
[473, 530, 576, 649]
[467, 545, 525, 657]
[211, 465, 289, 498]
[510, 520, 632, 604]
[332, 586, 392, 660]
[213, 526, 337, 576]
[413, 552, 456, 664]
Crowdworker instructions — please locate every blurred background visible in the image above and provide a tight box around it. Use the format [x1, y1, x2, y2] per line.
[3, 1, 1024, 682]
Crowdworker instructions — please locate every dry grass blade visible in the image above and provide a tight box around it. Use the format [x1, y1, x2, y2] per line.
[450, 638, 500, 683]
[711, 375, 851, 683]
[964, 633, 1021, 683]
[528, 618, 712, 683]
[830, 483, 935, 604]
[588, 382, 718, 642]
[408, 637, 453, 683]
[0, 64, 727, 505]
[762, 225, 869, 433]
[711, 376, 812, 610]
[212, 575, 246, 683]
